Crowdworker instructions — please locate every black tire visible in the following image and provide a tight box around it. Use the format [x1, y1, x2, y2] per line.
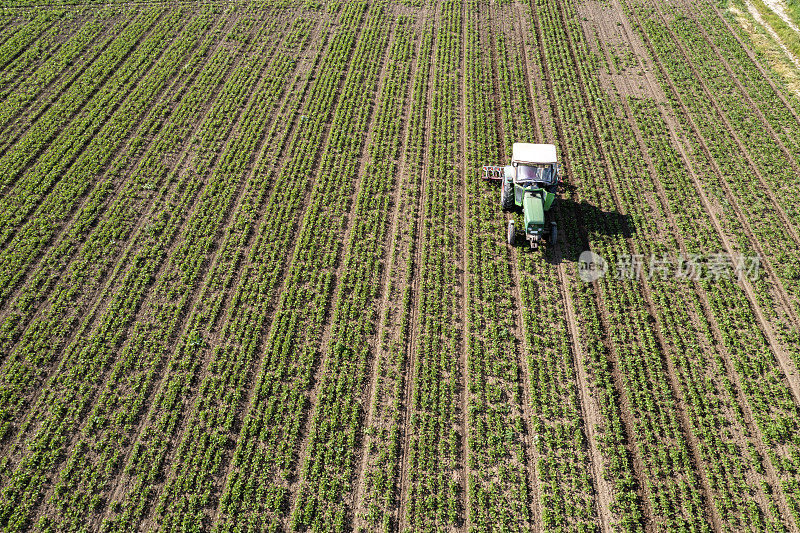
[550, 222, 558, 245]
[507, 220, 515, 246]
[501, 177, 514, 211]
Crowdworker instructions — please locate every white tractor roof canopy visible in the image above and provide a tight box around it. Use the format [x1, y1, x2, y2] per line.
[512, 143, 557, 164]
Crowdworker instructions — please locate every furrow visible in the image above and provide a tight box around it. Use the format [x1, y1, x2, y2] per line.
[396, 14, 436, 533]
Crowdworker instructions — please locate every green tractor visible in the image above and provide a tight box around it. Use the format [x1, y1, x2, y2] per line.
[483, 143, 560, 249]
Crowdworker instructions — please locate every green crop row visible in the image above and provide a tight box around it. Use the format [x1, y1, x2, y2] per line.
[0, 10, 55, 72]
[628, 94, 784, 530]
[496, 4, 604, 530]
[0, 5, 201, 444]
[40, 10, 293, 531]
[0, 5, 189, 444]
[122, 4, 374, 531]
[214, 4, 397, 531]
[0, 7, 165, 297]
[98, 12, 318, 532]
[621, 0, 800, 525]
[0, 11, 70, 101]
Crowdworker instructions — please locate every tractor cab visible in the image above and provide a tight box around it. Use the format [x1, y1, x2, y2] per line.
[511, 143, 558, 186]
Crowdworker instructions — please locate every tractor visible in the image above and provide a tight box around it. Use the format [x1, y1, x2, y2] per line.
[482, 143, 560, 249]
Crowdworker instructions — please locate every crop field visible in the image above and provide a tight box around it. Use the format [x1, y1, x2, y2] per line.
[1, 0, 800, 530]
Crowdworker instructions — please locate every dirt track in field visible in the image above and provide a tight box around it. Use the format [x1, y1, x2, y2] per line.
[395, 13, 434, 533]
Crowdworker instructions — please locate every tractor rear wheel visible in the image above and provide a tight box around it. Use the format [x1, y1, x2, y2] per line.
[501, 177, 514, 211]
[507, 220, 515, 246]
[550, 222, 558, 245]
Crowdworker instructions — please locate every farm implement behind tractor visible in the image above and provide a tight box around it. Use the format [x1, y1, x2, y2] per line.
[482, 143, 560, 249]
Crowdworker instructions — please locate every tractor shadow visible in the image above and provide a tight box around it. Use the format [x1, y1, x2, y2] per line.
[542, 198, 635, 266]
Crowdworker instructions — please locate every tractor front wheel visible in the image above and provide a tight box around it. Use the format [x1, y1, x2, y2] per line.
[507, 220, 515, 246]
[501, 177, 514, 211]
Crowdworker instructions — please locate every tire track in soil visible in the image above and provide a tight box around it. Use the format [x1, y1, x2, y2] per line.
[555, 259, 614, 533]
[702, 0, 800, 128]
[0, 8, 247, 461]
[510, 6, 612, 529]
[457, 3, 471, 530]
[588, 10, 723, 531]
[282, 14, 399, 527]
[636, 0, 800, 408]
[22, 12, 283, 526]
[350, 11, 432, 530]
[506, 216, 543, 530]
[485, 4, 541, 530]
[396, 15, 436, 533]
[540, 1, 667, 529]
[349, 16, 422, 529]
[0, 8, 222, 338]
[623, 4, 800, 530]
[511, 3, 545, 142]
[527, 0, 655, 529]
[512, 2, 561, 170]
[94, 12, 306, 530]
